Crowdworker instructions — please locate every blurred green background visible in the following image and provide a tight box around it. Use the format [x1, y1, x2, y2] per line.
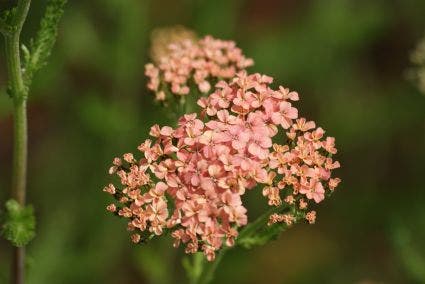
[1, 0, 425, 283]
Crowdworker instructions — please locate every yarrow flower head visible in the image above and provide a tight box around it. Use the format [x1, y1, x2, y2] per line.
[145, 34, 253, 102]
[104, 71, 341, 261]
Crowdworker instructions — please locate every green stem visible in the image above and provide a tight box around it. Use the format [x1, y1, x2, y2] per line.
[188, 253, 205, 284]
[3, 1, 32, 284]
[7, 40, 28, 284]
[197, 246, 229, 284]
[11, 0, 32, 30]
[11, 99, 27, 204]
[237, 206, 286, 241]
[6, 31, 29, 205]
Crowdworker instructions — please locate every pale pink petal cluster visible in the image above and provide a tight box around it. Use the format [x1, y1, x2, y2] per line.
[266, 119, 341, 225]
[104, 72, 341, 261]
[145, 35, 253, 101]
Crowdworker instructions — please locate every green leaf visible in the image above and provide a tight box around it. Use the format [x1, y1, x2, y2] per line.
[0, 7, 16, 24]
[0, 7, 16, 35]
[1, 199, 36, 247]
[237, 222, 288, 249]
[23, 0, 67, 87]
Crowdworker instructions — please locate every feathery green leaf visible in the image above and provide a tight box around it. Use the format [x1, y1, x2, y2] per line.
[0, 7, 15, 35]
[23, 0, 67, 86]
[238, 222, 288, 249]
[1, 199, 36, 247]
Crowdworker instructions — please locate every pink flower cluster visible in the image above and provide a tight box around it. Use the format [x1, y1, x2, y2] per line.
[265, 120, 341, 225]
[104, 72, 341, 261]
[145, 35, 253, 101]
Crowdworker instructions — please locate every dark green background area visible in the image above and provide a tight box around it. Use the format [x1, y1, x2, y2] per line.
[1, 0, 425, 283]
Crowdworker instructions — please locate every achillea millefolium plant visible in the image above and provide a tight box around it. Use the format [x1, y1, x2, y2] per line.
[0, 1, 66, 283]
[103, 27, 341, 283]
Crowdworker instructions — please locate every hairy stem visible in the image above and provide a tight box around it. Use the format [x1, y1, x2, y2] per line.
[6, 31, 29, 205]
[3, 1, 32, 284]
[7, 37, 28, 284]
[10, 98, 27, 205]
[11, 0, 32, 31]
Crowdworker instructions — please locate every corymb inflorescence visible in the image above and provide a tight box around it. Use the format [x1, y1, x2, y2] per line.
[104, 61, 341, 261]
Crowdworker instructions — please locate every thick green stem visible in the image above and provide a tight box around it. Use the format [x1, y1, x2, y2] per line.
[6, 36, 28, 284]
[3, 1, 32, 284]
[11, 99, 27, 205]
[6, 32, 28, 206]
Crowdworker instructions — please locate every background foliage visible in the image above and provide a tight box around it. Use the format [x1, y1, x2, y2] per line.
[1, 0, 425, 283]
